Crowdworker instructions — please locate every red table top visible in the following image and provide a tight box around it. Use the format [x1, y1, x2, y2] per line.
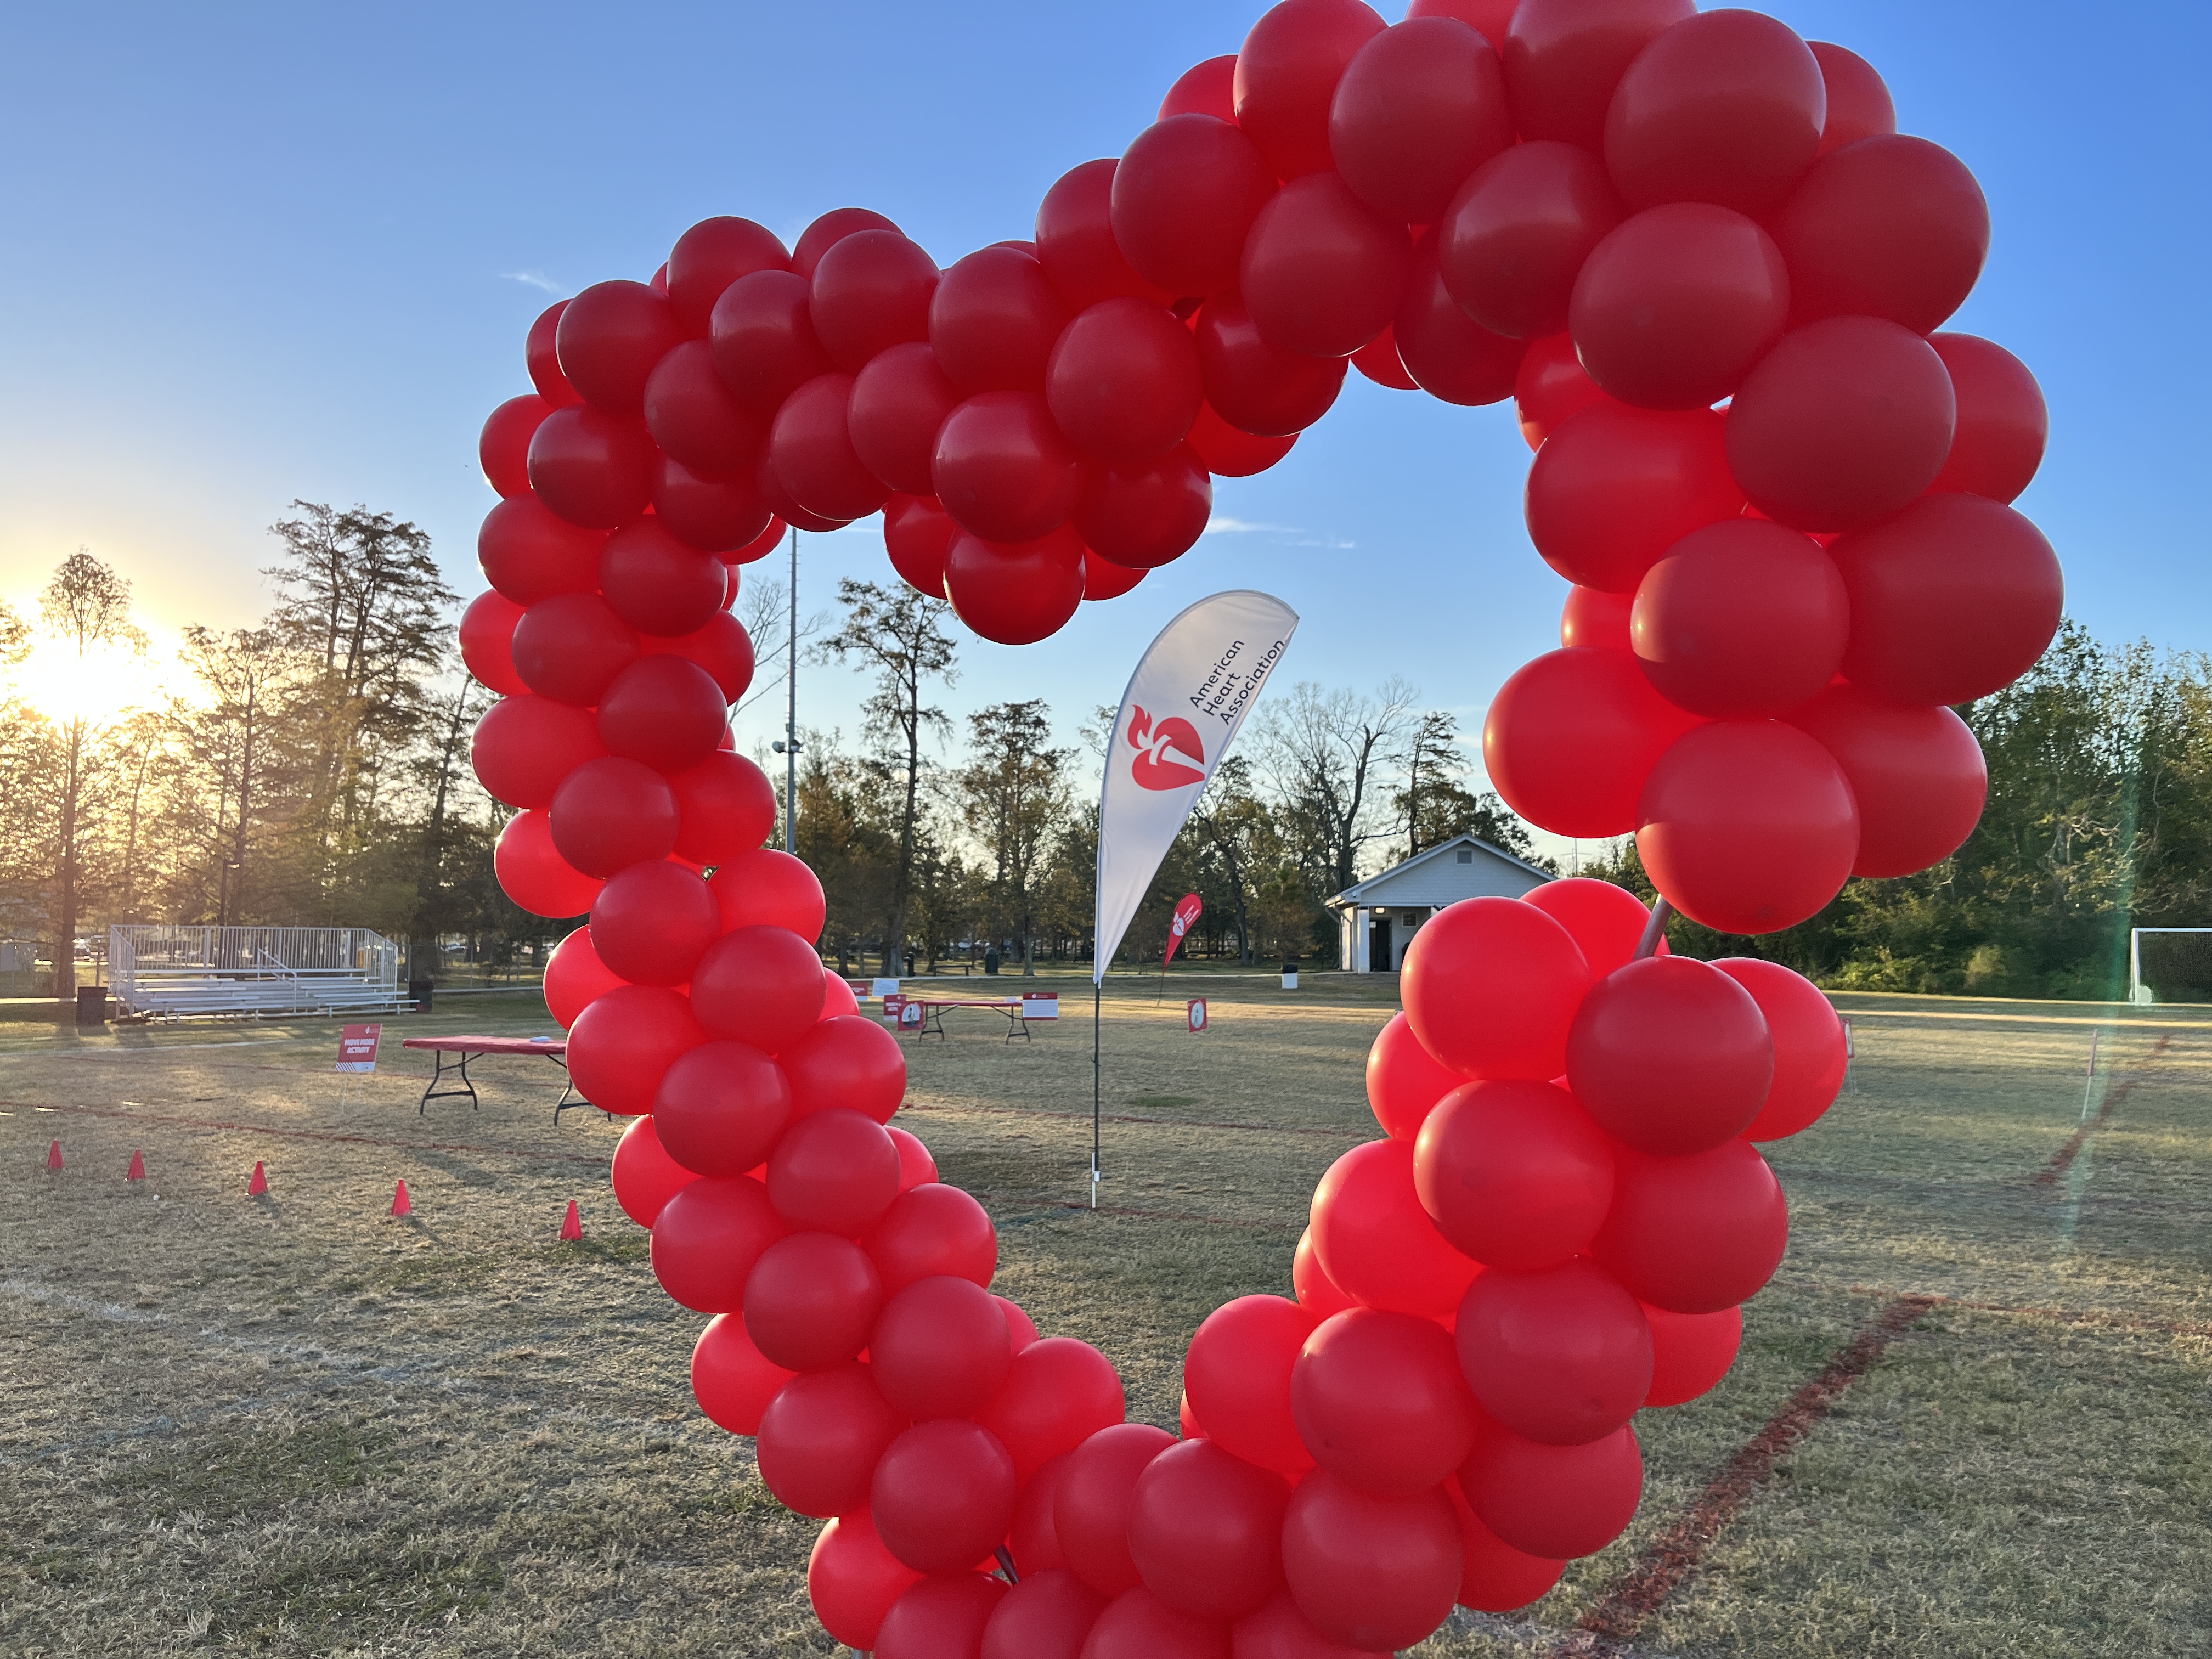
[401, 1036, 567, 1055]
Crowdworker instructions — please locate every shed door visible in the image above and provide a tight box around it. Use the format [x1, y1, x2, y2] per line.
[1369, 918, 1393, 972]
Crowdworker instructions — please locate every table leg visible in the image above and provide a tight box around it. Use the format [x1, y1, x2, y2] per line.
[550, 1055, 588, 1122]
[419, 1051, 482, 1115]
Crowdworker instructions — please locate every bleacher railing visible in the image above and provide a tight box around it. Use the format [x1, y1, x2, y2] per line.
[108, 926, 401, 1017]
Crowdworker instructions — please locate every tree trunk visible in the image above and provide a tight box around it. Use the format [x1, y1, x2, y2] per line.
[53, 718, 84, 1002]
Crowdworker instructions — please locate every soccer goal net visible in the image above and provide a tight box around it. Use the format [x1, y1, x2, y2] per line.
[2130, 929, 2212, 1005]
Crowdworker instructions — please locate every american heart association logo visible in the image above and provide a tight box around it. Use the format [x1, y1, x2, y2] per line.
[1127, 704, 1209, 791]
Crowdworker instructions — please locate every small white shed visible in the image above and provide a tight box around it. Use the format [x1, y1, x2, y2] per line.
[1328, 835, 1554, 974]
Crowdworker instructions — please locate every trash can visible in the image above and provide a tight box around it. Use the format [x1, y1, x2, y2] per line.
[75, 985, 109, 1025]
[408, 978, 435, 1012]
[1280, 960, 1299, 991]
[984, 946, 1000, 975]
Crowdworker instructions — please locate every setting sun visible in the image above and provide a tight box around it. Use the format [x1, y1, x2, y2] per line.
[14, 634, 176, 726]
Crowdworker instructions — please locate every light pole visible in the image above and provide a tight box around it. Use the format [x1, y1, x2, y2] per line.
[769, 526, 801, 855]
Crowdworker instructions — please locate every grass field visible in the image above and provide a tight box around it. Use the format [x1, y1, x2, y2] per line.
[2, 975, 2208, 1657]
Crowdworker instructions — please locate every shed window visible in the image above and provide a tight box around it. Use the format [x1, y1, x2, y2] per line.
[1456, 849, 1473, 864]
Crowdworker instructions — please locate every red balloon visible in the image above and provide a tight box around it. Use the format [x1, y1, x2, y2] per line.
[746, 1230, 884, 1370]
[1570, 204, 1788, 410]
[1502, 0, 1694, 149]
[459, 590, 526, 696]
[1291, 1229, 1357, 1320]
[1280, 1473, 1460, 1651]
[879, 1574, 1008, 1659]
[1726, 317, 1956, 533]
[1456, 1260, 1654, 1444]
[1603, 10, 1825, 216]
[1035, 159, 1175, 314]
[1113, 115, 1278, 300]
[1011, 1456, 1073, 1573]
[823, 972, 862, 1019]
[690, 925, 828, 1050]
[865, 1183, 998, 1296]
[511, 591, 641, 707]
[1713, 957, 1848, 1141]
[1401, 896, 1594, 1080]
[1129, 1440, 1290, 1620]
[810, 230, 940, 374]
[1048, 299, 1203, 462]
[810, 1509, 924, 1651]
[1637, 720, 1859, 934]
[760, 1361, 904, 1517]
[1195, 295, 1347, 437]
[1630, 520, 1849, 716]
[853, 345, 962, 496]
[1184, 1296, 1319, 1476]
[596, 656, 728, 772]
[549, 756, 679, 876]
[1830, 494, 2062, 707]
[795, 207, 904, 279]
[1524, 401, 1742, 591]
[1492, 640, 1696, 826]
[494, 809, 602, 917]
[1558, 584, 1632, 652]
[1329, 18, 1511, 224]
[471, 691, 603, 810]
[1161, 54, 1239, 121]
[526, 301, 578, 407]
[670, 749, 777, 865]
[1293, 1308, 1480, 1494]
[588, 860, 719, 986]
[1928, 332, 2047, 503]
[1593, 1139, 1788, 1313]
[1363, 1010, 1461, 1140]
[1075, 446, 1212, 568]
[1640, 1302, 1744, 1407]
[477, 494, 605, 604]
[545, 924, 623, 1028]
[555, 279, 682, 419]
[1081, 550, 1146, 601]
[1809, 41, 1895, 155]
[649, 1172, 783, 1312]
[1516, 335, 1610, 450]
[526, 404, 657, 529]
[771, 371, 891, 521]
[891, 1125, 939, 1190]
[652, 453, 775, 552]
[931, 246, 1070, 396]
[871, 1276, 1012, 1420]
[479, 394, 547, 498]
[984, 1569, 1106, 1659]
[709, 848, 826, 938]
[1447, 1487, 1566, 1613]
[570, 981, 703, 1115]
[1082, 1588, 1231, 1659]
[1234, 0, 1387, 180]
[1392, 237, 1524, 407]
[1440, 143, 1623, 341]
[666, 215, 790, 336]
[642, 339, 766, 476]
[1459, 1419, 1642, 1558]
[1412, 1080, 1614, 1269]
[1520, 877, 1659, 978]
[766, 1107, 901, 1235]
[1310, 1141, 1478, 1316]
[977, 1338, 1128, 1483]
[611, 1113, 697, 1225]
[873, 1419, 1019, 1574]
[934, 392, 1084, 542]
[1057, 1424, 1177, 1596]
[654, 1039, 791, 1176]
[712, 269, 834, 411]
[1773, 135, 1988, 334]
[1785, 682, 1987, 879]
[884, 492, 960, 593]
[1187, 403, 1299, 476]
[692, 1311, 794, 1436]
[942, 526, 1088, 646]
[1405, 0, 1515, 39]
[778, 1014, 906, 1124]
[1231, 1588, 1387, 1658]
[1240, 173, 1409, 359]
[1350, 325, 1416, 391]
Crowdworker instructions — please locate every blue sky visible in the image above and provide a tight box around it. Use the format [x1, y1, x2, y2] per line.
[1, 0, 2204, 854]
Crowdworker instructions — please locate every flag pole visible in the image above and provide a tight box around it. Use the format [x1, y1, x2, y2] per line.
[1091, 975, 1102, 1210]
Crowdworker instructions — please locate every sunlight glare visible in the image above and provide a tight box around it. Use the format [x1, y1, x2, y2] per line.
[14, 636, 174, 726]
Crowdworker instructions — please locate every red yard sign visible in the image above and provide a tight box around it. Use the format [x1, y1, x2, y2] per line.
[336, 1024, 382, 1074]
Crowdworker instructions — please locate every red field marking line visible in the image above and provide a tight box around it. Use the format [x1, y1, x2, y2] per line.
[2030, 1032, 2174, 1189]
[7, 1101, 612, 1167]
[904, 1099, 1364, 1139]
[1575, 1293, 1937, 1646]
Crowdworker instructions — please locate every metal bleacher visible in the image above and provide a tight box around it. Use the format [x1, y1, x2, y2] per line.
[108, 926, 407, 1020]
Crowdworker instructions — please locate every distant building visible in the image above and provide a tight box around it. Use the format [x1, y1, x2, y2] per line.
[1328, 834, 1554, 974]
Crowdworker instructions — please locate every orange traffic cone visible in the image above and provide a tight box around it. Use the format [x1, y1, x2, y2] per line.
[127, 1150, 146, 1182]
[391, 1179, 413, 1217]
[46, 1139, 62, 1171]
[247, 1160, 269, 1195]
[559, 1199, 583, 1241]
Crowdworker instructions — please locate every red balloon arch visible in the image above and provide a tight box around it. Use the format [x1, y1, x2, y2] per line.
[464, 1, 2057, 1651]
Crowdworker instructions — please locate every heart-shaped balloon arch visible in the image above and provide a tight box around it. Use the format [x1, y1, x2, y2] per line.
[458, 1, 2058, 1652]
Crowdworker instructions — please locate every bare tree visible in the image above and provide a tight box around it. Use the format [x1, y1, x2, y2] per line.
[1188, 755, 1276, 965]
[1394, 707, 1543, 862]
[1253, 677, 1418, 896]
[179, 627, 291, 927]
[958, 700, 1071, 975]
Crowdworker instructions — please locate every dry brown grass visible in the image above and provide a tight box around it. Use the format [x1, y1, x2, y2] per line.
[2, 978, 2208, 1656]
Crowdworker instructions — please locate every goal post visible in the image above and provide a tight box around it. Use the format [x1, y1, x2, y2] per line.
[2130, 928, 2212, 1005]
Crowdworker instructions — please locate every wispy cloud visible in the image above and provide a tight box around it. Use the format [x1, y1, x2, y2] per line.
[1203, 516, 1297, 535]
[500, 269, 563, 294]
[1293, 538, 1357, 550]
